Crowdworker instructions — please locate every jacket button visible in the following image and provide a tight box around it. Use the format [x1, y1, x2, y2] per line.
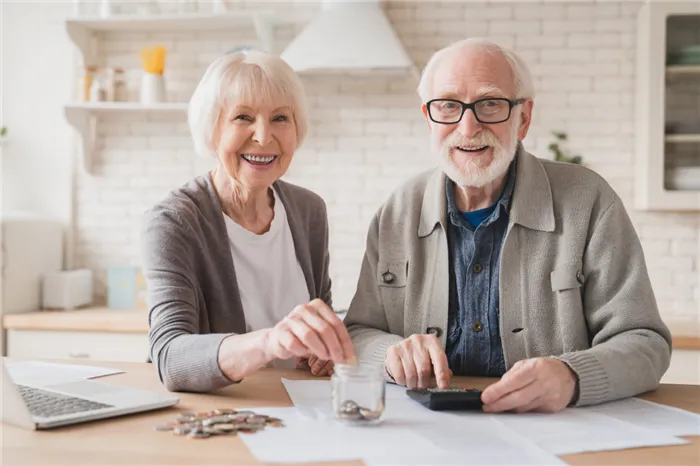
[381, 272, 395, 284]
[472, 322, 483, 332]
[473, 263, 483, 273]
[426, 327, 442, 337]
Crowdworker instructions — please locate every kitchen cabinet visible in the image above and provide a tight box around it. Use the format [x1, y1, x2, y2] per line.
[662, 349, 700, 385]
[0, 214, 64, 356]
[636, 1, 700, 211]
[2, 307, 149, 363]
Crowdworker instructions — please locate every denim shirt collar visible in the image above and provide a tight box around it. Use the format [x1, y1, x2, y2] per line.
[445, 152, 518, 228]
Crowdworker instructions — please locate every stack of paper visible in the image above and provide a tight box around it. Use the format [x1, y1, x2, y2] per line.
[237, 378, 700, 465]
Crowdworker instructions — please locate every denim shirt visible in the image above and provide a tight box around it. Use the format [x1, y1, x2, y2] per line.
[445, 156, 517, 377]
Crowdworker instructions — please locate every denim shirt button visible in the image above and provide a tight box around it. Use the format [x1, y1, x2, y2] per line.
[471, 322, 483, 332]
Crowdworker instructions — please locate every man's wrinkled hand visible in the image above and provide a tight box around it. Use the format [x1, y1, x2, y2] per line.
[481, 357, 578, 413]
[295, 355, 334, 376]
[307, 354, 334, 376]
[385, 334, 451, 389]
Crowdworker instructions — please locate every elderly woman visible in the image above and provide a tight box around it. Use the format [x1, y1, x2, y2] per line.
[141, 50, 355, 393]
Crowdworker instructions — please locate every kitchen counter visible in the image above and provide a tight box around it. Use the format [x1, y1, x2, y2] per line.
[2, 307, 148, 333]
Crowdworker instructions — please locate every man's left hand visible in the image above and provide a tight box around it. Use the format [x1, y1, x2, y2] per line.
[307, 355, 334, 376]
[296, 355, 334, 376]
[481, 357, 578, 413]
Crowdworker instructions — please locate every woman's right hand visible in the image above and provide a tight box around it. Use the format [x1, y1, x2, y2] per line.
[264, 299, 356, 364]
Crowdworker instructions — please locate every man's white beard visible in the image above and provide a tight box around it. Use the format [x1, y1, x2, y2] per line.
[437, 117, 520, 188]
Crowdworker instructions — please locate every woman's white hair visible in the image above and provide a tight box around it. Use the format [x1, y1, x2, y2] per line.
[417, 38, 535, 102]
[188, 50, 309, 158]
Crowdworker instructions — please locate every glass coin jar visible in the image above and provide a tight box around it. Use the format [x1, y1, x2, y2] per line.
[331, 362, 386, 426]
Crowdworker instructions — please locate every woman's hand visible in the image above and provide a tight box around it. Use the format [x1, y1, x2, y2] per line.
[264, 299, 356, 365]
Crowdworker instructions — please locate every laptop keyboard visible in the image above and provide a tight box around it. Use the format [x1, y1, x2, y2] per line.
[17, 384, 115, 418]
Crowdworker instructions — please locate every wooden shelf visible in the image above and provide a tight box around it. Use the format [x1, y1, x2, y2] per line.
[64, 102, 188, 173]
[64, 10, 315, 65]
[665, 133, 700, 143]
[666, 65, 700, 75]
[66, 11, 274, 31]
[66, 102, 188, 112]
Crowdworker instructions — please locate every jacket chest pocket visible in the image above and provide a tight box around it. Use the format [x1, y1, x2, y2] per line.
[550, 266, 586, 351]
[377, 260, 407, 318]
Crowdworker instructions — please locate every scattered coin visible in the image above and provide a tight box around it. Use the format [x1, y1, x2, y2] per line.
[154, 408, 285, 439]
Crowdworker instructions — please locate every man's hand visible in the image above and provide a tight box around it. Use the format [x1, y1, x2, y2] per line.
[295, 355, 334, 376]
[307, 354, 334, 376]
[481, 357, 578, 413]
[385, 334, 451, 389]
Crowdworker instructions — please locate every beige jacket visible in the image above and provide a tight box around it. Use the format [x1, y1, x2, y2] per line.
[344, 144, 672, 407]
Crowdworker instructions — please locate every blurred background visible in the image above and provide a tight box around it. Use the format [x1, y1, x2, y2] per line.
[1, 0, 698, 383]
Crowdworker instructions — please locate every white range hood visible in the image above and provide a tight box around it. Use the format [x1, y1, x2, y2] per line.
[280, 0, 417, 76]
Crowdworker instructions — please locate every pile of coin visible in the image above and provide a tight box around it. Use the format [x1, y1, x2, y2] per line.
[153, 408, 284, 439]
[336, 399, 384, 424]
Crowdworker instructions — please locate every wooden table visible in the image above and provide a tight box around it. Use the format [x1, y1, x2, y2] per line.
[2, 360, 699, 465]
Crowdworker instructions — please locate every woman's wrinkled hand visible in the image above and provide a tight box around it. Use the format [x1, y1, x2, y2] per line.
[264, 299, 356, 365]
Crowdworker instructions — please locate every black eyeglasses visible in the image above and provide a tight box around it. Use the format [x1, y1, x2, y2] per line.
[426, 97, 524, 124]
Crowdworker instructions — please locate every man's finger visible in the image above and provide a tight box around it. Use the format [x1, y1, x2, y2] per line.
[308, 300, 357, 363]
[482, 381, 539, 413]
[481, 363, 537, 404]
[311, 357, 327, 375]
[386, 350, 406, 386]
[399, 346, 418, 388]
[426, 341, 450, 389]
[414, 346, 433, 388]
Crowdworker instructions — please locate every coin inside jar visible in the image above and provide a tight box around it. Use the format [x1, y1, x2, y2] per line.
[336, 399, 383, 424]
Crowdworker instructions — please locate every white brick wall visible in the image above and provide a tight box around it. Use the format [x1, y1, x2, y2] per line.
[74, 1, 699, 322]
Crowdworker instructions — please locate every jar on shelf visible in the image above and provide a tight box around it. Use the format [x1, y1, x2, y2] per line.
[89, 78, 105, 102]
[79, 66, 97, 102]
[113, 68, 128, 102]
[331, 362, 386, 426]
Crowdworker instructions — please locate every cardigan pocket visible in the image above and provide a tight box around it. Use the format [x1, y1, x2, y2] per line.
[550, 266, 586, 353]
[377, 261, 407, 288]
[550, 267, 584, 291]
[377, 260, 407, 319]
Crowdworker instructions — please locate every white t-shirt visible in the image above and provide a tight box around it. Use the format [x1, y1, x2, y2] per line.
[223, 188, 311, 369]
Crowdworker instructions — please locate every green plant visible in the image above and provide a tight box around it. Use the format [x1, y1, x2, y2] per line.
[0, 126, 6, 137]
[548, 131, 582, 165]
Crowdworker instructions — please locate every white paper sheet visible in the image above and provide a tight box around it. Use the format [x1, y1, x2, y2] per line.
[491, 407, 688, 455]
[6, 361, 124, 387]
[237, 406, 448, 464]
[585, 397, 700, 437]
[279, 379, 564, 465]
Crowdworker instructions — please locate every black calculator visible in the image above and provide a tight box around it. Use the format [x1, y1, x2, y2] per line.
[405, 387, 483, 411]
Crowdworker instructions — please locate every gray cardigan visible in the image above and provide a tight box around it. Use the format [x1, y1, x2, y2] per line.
[344, 145, 672, 406]
[141, 174, 331, 392]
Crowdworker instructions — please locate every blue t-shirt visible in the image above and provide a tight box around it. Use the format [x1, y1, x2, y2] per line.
[461, 202, 499, 228]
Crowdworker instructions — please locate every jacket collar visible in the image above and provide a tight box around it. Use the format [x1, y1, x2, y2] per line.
[418, 143, 555, 238]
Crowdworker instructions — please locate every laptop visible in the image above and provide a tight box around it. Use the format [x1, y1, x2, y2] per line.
[1, 360, 179, 429]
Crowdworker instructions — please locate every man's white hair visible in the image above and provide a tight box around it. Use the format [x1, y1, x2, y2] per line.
[188, 50, 309, 158]
[417, 38, 536, 102]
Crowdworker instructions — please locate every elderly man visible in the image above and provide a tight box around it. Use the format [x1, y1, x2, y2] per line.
[344, 38, 671, 413]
